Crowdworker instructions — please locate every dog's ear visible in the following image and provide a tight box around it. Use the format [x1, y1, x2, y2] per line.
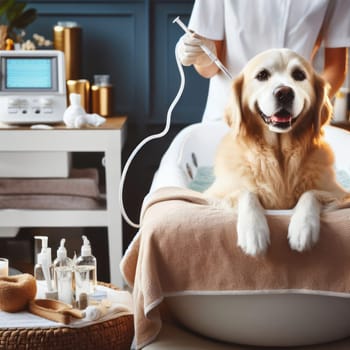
[313, 73, 332, 135]
[224, 74, 243, 136]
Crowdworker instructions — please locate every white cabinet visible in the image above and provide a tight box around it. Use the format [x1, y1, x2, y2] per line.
[0, 117, 127, 286]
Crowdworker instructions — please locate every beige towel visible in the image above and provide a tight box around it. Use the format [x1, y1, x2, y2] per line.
[120, 187, 350, 349]
[0, 168, 100, 197]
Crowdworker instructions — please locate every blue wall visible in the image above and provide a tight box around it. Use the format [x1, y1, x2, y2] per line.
[26, 0, 207, 248]
[26, 0, 208, 125]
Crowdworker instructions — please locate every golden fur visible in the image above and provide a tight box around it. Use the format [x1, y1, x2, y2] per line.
[206, 49, 348, 211]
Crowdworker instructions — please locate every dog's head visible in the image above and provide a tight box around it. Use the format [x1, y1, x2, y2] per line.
[226, 49, 332, 137]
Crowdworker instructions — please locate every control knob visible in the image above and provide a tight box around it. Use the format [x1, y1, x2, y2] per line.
[7, 98, 20, 107]
[39, 98, 53, 107]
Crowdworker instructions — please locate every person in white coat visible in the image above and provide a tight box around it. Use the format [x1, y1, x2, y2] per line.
[149, 0, 350, 194]
[177, 0, 350, 122]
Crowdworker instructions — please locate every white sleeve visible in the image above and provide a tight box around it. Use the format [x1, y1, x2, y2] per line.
[188, 0, 225, 41]
[324, 0, 350, 47]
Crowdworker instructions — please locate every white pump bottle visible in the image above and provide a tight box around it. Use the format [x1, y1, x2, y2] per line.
[74, 235, 97, 301]
[53, 238, 74, 304]
[34, 236, 57, 299]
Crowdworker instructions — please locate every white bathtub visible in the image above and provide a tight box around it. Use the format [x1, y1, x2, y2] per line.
[166, 293, 350, 347]
[149, 122, 350, 347]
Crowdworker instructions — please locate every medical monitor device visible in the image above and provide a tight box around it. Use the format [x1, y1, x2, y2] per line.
[0, 50, 67, 124]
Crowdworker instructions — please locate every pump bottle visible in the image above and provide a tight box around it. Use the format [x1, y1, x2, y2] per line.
[74, 235, 97, 300]
[53, 238, 74, 305]
[34, 236, 57, 299]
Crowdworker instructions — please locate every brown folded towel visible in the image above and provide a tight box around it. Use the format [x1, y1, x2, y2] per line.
[0, 194, 104, 209]
[0, 168, 100, 198]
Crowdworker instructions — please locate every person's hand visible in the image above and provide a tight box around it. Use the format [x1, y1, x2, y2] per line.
[176, 33, 216, 67]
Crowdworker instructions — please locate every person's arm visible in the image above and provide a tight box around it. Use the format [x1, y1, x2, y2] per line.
[322, 47, 348, 98]
[194, 40, 224, 78]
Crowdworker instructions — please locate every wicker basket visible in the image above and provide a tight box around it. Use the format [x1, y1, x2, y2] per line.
[0, 283, 134, 350]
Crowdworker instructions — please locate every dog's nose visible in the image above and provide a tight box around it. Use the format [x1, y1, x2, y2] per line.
[274, 86, 294, 105]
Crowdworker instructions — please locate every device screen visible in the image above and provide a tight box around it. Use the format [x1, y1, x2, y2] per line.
[4, 57, 56, 90]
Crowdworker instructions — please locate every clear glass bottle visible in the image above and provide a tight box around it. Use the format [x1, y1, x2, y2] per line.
[53, 238, 74, 305]
[74, 235, 97, 301]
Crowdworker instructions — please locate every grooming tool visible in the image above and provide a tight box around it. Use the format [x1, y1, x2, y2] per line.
[173, 16, 233, 80]
[29, 299, 84, 324]
[119, 20, 187, 228]
[120, 16, 208, 228]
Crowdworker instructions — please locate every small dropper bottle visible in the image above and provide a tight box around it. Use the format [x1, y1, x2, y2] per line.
[74, 235, 97, 301]
[53, 238, 74, 305]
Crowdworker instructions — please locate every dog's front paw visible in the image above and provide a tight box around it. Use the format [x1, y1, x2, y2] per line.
[288, 192, 321, 252]
[288, 210, 320, 252]
[237, 221, 270, 256]
[236, 191, 270, 256]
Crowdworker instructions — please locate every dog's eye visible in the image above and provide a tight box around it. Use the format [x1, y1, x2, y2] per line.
[255, 69, 270, 81]
[292, 68, 306, 81]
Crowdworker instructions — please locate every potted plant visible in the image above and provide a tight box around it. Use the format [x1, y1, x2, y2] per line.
[0, 0, 37, 49]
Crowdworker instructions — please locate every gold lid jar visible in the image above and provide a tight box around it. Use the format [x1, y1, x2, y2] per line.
[91, 75, 113, 117]
[66, 79, 90, 112]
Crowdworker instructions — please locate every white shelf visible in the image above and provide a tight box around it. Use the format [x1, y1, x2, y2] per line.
[0, 117, 127, 286]
[0, 209, 108, 227]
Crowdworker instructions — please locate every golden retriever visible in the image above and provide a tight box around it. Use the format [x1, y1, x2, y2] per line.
[205, 48, 349, 256]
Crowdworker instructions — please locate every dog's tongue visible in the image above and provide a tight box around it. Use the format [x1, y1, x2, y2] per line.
[271, 114, 292, 123]
[267, 110, 293, 131]
[271, 109, 292, 124]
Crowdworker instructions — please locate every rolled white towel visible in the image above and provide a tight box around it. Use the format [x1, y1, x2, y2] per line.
[63, 93, 106, 128]
[84, 304, 108, 321]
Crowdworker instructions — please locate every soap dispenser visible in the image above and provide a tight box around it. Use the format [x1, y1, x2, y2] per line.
[34, 236, 57, 299]
[53, 238, 74, 305]
[74, 235, 97, 300]
[34, 236, 52, 280]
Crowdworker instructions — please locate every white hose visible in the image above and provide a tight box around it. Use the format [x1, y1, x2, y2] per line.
[118, 46, 186, 228]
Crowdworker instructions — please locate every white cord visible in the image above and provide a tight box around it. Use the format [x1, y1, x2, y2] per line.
[119, 46, 186, 228]
[120, 17, 232, 228]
